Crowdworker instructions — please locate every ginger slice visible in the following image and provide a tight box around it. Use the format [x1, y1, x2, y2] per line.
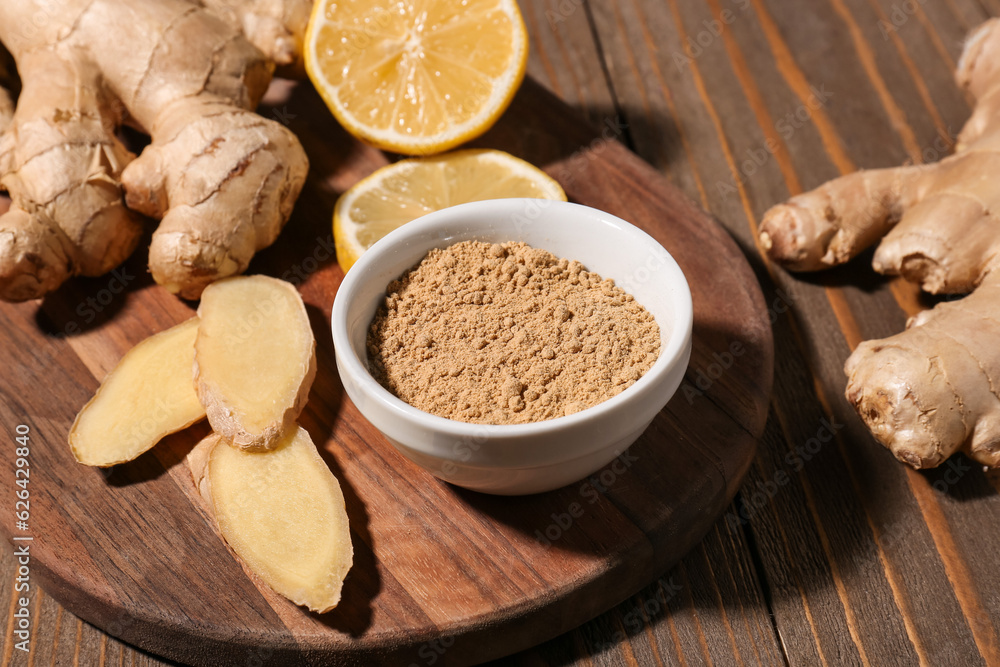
[188, 426, 353, 613]
[195, 275, 316, 451]
[70, 318, 206, 467]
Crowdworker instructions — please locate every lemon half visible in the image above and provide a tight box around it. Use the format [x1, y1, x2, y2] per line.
[305, 0, 529, 155]
[333, 149, 567, 272]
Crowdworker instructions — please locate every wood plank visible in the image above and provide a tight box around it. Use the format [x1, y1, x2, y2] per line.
[579, 0, 718, 206]
[521, 0, 620, 126]
[494, 505, 783, 666]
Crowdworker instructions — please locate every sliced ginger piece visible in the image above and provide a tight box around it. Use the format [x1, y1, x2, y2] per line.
[188, 426, 353, 612]
[70, 318, 206, 467]
[195, 275, 316, 451]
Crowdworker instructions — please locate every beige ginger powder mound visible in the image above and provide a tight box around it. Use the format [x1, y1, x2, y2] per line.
[366, 240, 661, 424]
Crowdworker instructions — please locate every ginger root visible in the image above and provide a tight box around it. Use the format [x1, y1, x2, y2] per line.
[200, 0, 312, 74]
[188, 426, 353, 614]
[759, 18, 1000, 468]
[0, 0, 311, 301]
[195, 275, 316, 451]
[0, 45, 14, 132]
[70, 318, 206, 467]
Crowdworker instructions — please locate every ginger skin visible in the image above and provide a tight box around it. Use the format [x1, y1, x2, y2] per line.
[0, 0, 311, 301]
[201, 0, 312, 75]
[0, 46, 14, 131]
[759, 19, 1000, 469]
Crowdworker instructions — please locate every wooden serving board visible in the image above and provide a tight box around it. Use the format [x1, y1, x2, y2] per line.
[0, 77, 772, 666]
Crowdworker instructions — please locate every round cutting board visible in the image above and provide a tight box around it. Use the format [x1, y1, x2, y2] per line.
[0, 78, 772, 666]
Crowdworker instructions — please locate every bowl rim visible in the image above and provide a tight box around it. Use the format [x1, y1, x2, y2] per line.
[330, 198, 693, 442]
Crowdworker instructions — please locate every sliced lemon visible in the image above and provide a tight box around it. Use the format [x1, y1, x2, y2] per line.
[304, 0, 528, 155]
[333, 149, 567, 272]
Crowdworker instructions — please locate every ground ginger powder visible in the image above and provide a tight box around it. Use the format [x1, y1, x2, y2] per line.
[366, 240, 661, 424]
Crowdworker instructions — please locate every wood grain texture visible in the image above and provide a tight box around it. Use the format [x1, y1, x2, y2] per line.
[0, 71, 771, 665]
[6, 0, 1000, 665]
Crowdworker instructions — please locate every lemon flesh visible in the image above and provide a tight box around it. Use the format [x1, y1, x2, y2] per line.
[306, 0, 529, 154]
[333, 149, 567, 272]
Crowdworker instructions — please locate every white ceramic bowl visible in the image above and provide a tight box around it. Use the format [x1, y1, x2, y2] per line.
[331, 199, 692, 495]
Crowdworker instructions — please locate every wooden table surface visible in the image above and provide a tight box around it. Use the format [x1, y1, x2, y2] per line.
[5, 0, 1000, 665]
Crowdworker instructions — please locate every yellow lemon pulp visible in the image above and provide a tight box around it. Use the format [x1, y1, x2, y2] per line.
[305, 0, 529, 154]
[333, 149, 567, 272]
